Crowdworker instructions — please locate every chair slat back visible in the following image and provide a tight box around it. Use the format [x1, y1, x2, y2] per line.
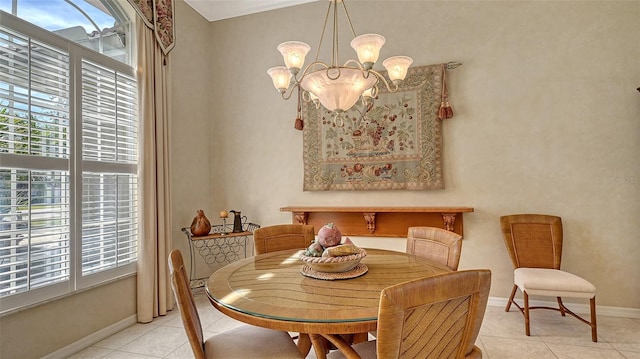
[168, 250, 206, 359]
[254, 224, 315, 255]
[500, 214, 563, 269]
[376, 270, 491, 359]
[406, 227, 463, 271]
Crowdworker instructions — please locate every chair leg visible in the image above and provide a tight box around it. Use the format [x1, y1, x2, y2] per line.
[523, 291, 531, 336]
[505, 284, 518, 312]
[557, 297, 566, 316]
[590, 297, 598, 342]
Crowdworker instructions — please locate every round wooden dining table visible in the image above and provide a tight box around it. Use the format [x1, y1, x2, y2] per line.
[205, 248, 451, 358]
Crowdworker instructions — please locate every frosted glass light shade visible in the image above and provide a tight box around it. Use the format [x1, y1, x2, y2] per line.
[267, 66, 292, 92]
[350, 34, 385, 67]
[300, 67, 377, 112]
[382, 56, 413, 82]
[277, 41, 311, 72]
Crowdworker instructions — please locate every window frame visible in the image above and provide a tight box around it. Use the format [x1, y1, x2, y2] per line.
[0, 10, 138, 314]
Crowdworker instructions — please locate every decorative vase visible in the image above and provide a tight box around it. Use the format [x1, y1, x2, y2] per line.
[190, 209, 211, 236]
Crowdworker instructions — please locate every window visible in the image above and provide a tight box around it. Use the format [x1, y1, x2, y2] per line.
[0, 1, 137, 313]
[1, 0, 134, 65]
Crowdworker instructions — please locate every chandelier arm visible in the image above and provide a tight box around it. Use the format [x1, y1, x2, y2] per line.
[279, 83, 299, 101]
[326, 66, 341, 81]
[295, 61, 331, 84]
[340, 0, 357, 38]
[369, 70, 400, 93]
[341, 59, 374, 80]
[342, 59, 365, 70]
[333, 113, 345, 127]
[301, 90, 311, 102]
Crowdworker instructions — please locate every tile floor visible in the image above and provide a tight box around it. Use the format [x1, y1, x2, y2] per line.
[69, 289, 640, 359]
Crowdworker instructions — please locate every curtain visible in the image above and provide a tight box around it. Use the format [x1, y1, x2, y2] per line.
[136, 17, 174, 323]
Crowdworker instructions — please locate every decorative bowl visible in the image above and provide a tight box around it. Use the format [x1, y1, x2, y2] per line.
[299, 248, 367, 273]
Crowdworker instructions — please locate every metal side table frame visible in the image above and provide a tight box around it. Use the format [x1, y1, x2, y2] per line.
[181, 221, 259, 288]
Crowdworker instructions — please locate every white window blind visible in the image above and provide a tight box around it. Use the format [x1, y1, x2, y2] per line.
[0, 25, 72, 298]
[81, 60, 138, 276]
[0, 170, 71, 297]
[0, 12, 138, 313]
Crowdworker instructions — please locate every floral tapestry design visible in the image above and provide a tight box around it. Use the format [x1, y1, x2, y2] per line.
[302, 64, 444, 191]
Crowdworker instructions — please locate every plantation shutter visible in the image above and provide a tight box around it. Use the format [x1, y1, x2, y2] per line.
[80, 60, 138, 275]
[0, 25, 71, 296]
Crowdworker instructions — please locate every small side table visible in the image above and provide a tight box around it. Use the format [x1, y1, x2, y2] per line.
[181, 222, 259, 288]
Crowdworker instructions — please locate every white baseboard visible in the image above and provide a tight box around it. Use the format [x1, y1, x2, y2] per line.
[41, 314, 138, 359]
[488, 296, 640, 319]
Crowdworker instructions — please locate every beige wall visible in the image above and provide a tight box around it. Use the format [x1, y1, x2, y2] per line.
[170, 0, 640, 309]
[0, 276, 136, 358]
[1, 1, 637, 358]
[170, 0, 216, 263]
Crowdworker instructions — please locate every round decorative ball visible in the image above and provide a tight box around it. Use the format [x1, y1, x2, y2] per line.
[317, 223, 342, 248]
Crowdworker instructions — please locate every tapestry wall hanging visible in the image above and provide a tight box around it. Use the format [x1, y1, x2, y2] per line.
[302, 63, 447, 191]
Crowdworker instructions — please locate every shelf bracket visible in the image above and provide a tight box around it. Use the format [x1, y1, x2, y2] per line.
[362, 212, 376, 233]
[293, 211, 308, 225]
[441, 213, 458, 232]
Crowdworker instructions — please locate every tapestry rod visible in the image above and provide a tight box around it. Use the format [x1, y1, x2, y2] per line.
[445, 62, 462, 69]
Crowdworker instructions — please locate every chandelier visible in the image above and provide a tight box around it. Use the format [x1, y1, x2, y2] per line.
[267, 0, 413, 128]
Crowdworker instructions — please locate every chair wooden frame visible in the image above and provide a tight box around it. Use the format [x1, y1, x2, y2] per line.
[406, 226, 463, 271]
[168, 249, 303, 358]
[500, 214, 598, 342]
[327, 270, 491, 359]
[253, 224, 315, 255]
[252, 224, 318, 350]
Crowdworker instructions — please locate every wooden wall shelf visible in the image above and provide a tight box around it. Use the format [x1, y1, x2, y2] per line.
[280, 206, 474, 238]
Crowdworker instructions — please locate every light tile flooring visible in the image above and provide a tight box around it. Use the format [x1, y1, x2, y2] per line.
[70, 289, 640, 359]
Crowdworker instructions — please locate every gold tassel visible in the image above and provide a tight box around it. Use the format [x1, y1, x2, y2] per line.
[438, 64, 454, 119]
[294, 86, 304, 130]
[438, 102, 447, 119]
[294, 117, 304, 130]
[445, 102, 453, 118]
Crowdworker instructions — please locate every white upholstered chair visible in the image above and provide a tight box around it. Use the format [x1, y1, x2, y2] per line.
[500, 214, 598, 342]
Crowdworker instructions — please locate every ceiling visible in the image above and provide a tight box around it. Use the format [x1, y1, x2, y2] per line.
[183, 0, 319, 22]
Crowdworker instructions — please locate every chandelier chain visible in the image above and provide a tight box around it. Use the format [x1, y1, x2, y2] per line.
[332, 1, 339, 66]
[315, 2, 332, 63]
[340, 0, 357, 39]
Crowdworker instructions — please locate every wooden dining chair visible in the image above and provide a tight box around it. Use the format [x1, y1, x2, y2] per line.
[326, 269, 491, 359]
[253, 224, 315, 255]
[168, 249, 304, 359]
[406, 226, 463, 271]
[252, 224, 318, 351]
[500, 214, 598, 342]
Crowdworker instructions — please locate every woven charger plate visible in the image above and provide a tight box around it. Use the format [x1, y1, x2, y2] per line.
[300, 263, 368, 280]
